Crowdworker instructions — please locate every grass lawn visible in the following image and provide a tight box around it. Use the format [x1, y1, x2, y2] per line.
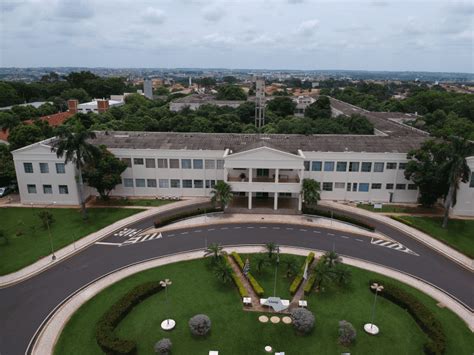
[0, 207, 141, 275]
[54, 257, 473, 355]
[393, 216, 474, 259]
[92, 199, 177, 207]
[357, 203, 439, 214]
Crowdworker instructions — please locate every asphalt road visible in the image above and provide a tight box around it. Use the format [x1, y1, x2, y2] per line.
[0, 209, 472, 355]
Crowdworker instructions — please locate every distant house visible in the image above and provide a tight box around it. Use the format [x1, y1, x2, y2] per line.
[293, 96, 316, 117]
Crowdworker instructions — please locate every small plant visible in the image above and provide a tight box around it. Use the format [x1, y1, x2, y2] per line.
[204, 243, 224, 264]
[154, 338, 172, 354]
[338, 320, 356, 346]
[290, 308, 315, 334]
[264, 242, 278, 259]
[37, 210, 55, 229]
[189, 314, 211, 336]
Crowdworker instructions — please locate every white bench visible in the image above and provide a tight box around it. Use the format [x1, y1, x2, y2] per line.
[243, 297, 252, 306]
[299, 300, 308, 307]
[209, 351, 219, 355]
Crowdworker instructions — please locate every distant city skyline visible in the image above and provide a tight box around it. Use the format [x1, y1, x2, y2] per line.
[1, 0, 473, 73]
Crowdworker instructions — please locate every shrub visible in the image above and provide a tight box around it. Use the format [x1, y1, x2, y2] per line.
[223, 256, 248, 297]
[290, 308, 315, 334]
[303, 270, 318, 295]
[154, 206, 221, 228]
[338, 320, 356, 346]
[154, 338, 172, 354]
[303, 206, 375, 231]
[37, 210, 54, 229]
[369, 279, 446, 355]
[189, 314, 212, 336]
[95, 282, 163, 355]
[231, 252, 264, 296]
[289, 252, 315, 295]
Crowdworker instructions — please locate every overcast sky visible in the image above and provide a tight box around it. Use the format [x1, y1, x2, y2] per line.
[1, 0, 473, 72]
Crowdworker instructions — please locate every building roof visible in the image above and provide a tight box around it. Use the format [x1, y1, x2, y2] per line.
[24, 111, 74, 127]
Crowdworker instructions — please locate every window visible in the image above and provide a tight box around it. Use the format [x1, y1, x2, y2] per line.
[374, 162, 384, 172]
[169, 159, 180, 169]
[147, 179, 157, 188]
[206, 180, 216, 188]
[311, 161, 322, 171]
[40, 163, 49, 174]
[352, 183, 358, 191]
[56, 163, 65, 174]
[159, 179, 169, 188]
[346, 183, 351, 191]
[182, 179, 192, 188]
[43, 185, 53, 194]
[398, 162, 407, 170]
[157, 159, 168, 168]
[470, 172, 474, 188]
[205, 160, 215, 169]
[359, 183, 369, 192]
[121, 158, 132, 168]
[324, 161, 335, 172]
[145, 158, 155, 168]
[59, 185, 69, 194]
[322, 182, 333, 191]
[27, 184, 37, 193]
[396, 184, 406, 190]
[335, 182, 345, 189]
[194, 180, 204, 188]
[135, 179, 146, 187]
[123, 178, 133, 187]
[193, 159, 203, 169]
[371, 183, 382, 189]
[171, 179, 180, 188]
[24, 162, 33, 173]
[408, 184, 417, 190]
[257, 169, 269, 177]
[386, 183, 394, 190]
[361, 162, 372, 172]
[304, 161, 310, 171]
[216, 160, 224, 169]
[133, 158, 144, 165]
[181, 159, 192, 169]
[336, 162, 347, 172]
[349, 162, 360, 172]
[386, 162, 397, 170]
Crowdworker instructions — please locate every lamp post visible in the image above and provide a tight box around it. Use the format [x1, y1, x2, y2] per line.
[45, 201, 57, 261]
[273, 245, 280, 297]
[364, 282, 384, 335]
[160, 279, 175, 330]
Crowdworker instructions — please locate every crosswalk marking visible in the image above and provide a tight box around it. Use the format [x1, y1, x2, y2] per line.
[120, 232, 163, 246]
[113, 228, 143, 238]
[370, 238, 419, 256]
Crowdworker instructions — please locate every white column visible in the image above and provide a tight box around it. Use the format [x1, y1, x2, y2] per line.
[275, 168, 279, 183]
[224, 167, 228, 182]
[298, 194, 302, 211]
[274, 192, 278, 210]
[248, 192, 252, 209]
[249, 168, 252, 183]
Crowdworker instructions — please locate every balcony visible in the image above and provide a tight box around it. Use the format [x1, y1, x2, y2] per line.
[227, 175, 300, 184]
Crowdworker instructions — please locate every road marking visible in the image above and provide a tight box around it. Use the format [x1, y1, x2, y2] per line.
[193, 230, 201, 233]
[234, 226, 241, 229]
[208, 228, 215, 231]
[313, 230, 321, 234]
[95, 241, 122, 246]
[286, 227, 294, 231]
[340, 235, 349, 239]
[299, 229, 307, 232]
[247, 226, 254, 229]
[113, 228, 143, 238]
[168, 234, 175, 237]
[328, 233, 335, 236]
[370, 238, 419, 256]
[272, 227, 280, 230]
[260, 226, 268, 229]
[356, 239, 364, 242]
[120, 232, 163, 246]
[180, 232, 189, 235]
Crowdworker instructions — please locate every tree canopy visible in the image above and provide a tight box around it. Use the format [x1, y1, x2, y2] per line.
[216, 84, 247, 101]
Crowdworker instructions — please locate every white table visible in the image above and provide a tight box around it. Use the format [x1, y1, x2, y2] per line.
[209, 351, 219, 355]
[243, 297, 252, 306]
[298, 300, 308, 307]
[281, 299, 290, 306]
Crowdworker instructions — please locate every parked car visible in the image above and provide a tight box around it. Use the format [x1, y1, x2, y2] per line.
[0, 186, 11, 197]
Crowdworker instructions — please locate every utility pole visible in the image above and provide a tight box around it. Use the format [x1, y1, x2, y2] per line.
[254, 76, 265, 129]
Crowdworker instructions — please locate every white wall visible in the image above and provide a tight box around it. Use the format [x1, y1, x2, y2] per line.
[452, 157, 474, 217]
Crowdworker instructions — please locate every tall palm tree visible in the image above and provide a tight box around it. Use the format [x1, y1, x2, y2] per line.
[441, 137, 473, 228]
[301, 178, 321, 208]
[211, 181, 233, 210]
[322, 251, 342, 268]
[264, 242, 278, 259]
[52, 124, 99, 220]
[213, 259, 234, 284]
[203, 243, 224, 263]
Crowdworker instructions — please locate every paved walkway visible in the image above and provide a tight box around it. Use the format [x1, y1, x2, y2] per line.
[31, 245, 474, 355]
[0, 198, 209, 287]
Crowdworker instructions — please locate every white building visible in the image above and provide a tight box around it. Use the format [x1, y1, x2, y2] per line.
[76, 99, 124, 114]
[294, 96, 316, 117]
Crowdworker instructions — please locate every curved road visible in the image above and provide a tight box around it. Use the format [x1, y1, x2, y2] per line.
[0, 209, 472, 355]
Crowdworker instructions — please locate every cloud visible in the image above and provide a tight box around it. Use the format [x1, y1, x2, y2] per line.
[142, 7, 166, 24]
[449, 1, 474, 15]
[369, 0, 390, 7]
[295, 19, 319, 36]
[199, 33, 236, 48]
[202, 5, 224, 22]
[287, 0, 304, 4]
[56, 0, 94, 19]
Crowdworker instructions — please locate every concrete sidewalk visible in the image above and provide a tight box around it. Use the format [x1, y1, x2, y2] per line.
[320, 201, 473, 271]
[31, 246, 474, 355]
[0, 198, 209, 288]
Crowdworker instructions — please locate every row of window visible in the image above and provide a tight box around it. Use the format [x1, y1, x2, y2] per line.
[27, 184, 69, 194]
[121, 158, 225, 170]
[304, 161, 406, 173]
[24, 162, 66, 174]
[321, 182, 417, 192]
[122, 178, 220, 189]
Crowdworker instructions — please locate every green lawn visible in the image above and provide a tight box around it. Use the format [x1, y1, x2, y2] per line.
[93, 199, 176, 207]
[357, 203, 438, 214]
[0, 207, 141, 275]
[393, 216, 474, 259]
[54, 257, 473, 355]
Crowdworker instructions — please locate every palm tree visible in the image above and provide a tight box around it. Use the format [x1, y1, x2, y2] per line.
[334, 266, 352, 286]
[213, 259, 234, 284]
[52, 124, 99, 219]
[283, 257, 298, 278]
[441, 137, 473, 228]
[264, 242, 278, 259]
[314, 262, 333, 290]
[203, 243, 224, 263]
[322, 251, 342, 268]
[301, 178, 321, 208]
[211, 181, 233, 210]
[254, 253, 269, 274]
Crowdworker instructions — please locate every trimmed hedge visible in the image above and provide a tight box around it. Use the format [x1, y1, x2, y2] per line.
[303, 267, 318, 295]
[154, 207, 222, 228]
[290, 252, 315, 295]
[224, 256, 248, 297]
[303, 206, 375, 232]
[96, 282, 164, 355]
[369, 279, 446, 355]
[231, 252, 264, 297]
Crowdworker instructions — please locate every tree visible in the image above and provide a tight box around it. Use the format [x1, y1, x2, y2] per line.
[203, 243, 224, 263]
[216, 84, 247, 101]
[441, 137, 473, 228]
[222, 76, 238, 84]
[304, 96, 331, 119]
[254, 253, 270, 273]
[321, 251, 342, 268]
[210, 181, 233, 209]
[60, 88, 91, 103]
[264, 242, 278, 259]
[213, 259, 234, 284]
[82, 145, 127, 200]
[0, 82, 21, 106]
[53, 124, 100, 219]
[267, 96, 296, 117]
[283, 256, 298, 278]
[290, 308, 315, 334]
[37, 210, 54, 229]
[188, 314, 211, 336]
[0, 144, 16, 186]
[0, 112, 20, 131]
[154, 338, 172, 354]
[338, 320, 357, 346]
[8, 124, 45, 150]
[301, 179, 320, 207]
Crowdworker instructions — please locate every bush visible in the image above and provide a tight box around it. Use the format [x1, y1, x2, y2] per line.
[154, 338, 172, 354]
[289, 252, 315, 295]
[290, 308, 315, 334]
[95, 282, 163, 355]
[188, 314, 212, 336]
[231, 252, 264, 296]
[154, 206, 221, 228]
[303, 206, 375, 231]
[338, 320, 356, 346]
[222, 256, 248, 297]
[37, 210, 54, 229]
[303, 270, 318, 295]
[369, 279, 446, 355]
